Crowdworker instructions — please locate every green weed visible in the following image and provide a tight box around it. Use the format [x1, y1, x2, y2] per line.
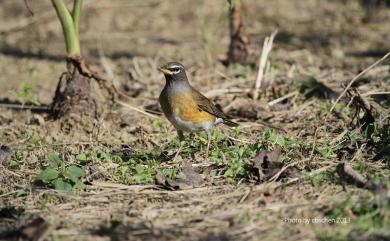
[316, 195, 390, 240]
[320, 102, 349, 116]
[36, 152, 86, 192]
[310, 171, 337, 186]
[89, 147, 180, 185]
[365, 111, 389, 149]
[151, 119, 163, 128]
[228, 63, 252, 77]
[11, 82, 40, 106]
[9, 149, 23, 169]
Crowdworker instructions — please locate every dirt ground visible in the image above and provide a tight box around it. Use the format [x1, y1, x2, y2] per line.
[0, 0, 389, 240]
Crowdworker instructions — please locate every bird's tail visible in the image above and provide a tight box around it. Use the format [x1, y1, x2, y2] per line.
[223, 119, 239, 127]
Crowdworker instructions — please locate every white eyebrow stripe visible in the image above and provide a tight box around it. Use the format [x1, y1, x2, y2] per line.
[168, 65, 182, 69]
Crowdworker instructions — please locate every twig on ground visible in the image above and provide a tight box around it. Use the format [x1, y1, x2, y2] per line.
[23, 0, 34, 16]
[267, 91, 298, 107]
[238, 187, 252, 203]
[239, 122, 289, 134]
[116, 100, 160, 119]
[329, 129, 348, 146]
[253, 30, 278, 100]
[268, 159, 306, 182]
[292, 99, 315, 117]
[226, 135, 257, 144]
[0, 166, 22, 177]
[90, 181, 157, 190]
[362, 91, 390, 96]
[0, 190, 19, 198]
[284, 163, 337, 186]
[0, 103, 50, 110]
[326, 51, 390, 118]
[336, 162, 367, 187]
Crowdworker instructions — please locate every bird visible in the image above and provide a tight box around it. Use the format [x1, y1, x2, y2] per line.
[158, 62, 238, 160]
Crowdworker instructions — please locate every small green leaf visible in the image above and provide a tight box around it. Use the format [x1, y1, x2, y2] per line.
[75, 153, 87, 161]
[364, 123, 376, 139]
[52, 179, 73, 192]
[9, 160, 18, 169]
[72, 181, 85, 190]
[152, 119, 162, 128]
[48, 152, 62, 168]
[30, 99, 41, 106]
[36, 168, 59, 183]
[224, 167, 235, 178]
[335, 103, 346, 112]
[22, 82, 33, 92]
[66, 165, 85, 178]
[135, 164, 145, 174]
[236, 166, 246, 176]
[238, 148, 244, 157]
[15, 189, 28, 197]
[64, 171, 77, 183]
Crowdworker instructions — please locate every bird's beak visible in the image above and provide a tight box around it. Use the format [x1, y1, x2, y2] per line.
[158, 67, 172, 75]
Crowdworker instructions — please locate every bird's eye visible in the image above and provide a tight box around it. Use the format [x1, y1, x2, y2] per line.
[171, 67, 180, 73]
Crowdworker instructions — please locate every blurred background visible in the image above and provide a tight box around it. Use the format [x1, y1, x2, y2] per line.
[0, 0, 389, 104]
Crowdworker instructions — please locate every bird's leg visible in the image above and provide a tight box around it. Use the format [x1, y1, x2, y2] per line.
[177, 130, 185, 142]
[173, 130, 185, 162]
[205, 129, 212, 158]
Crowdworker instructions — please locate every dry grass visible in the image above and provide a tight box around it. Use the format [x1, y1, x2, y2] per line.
[0, 0, 389, 240]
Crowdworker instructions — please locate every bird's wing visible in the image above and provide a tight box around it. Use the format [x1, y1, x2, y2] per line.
[192, 88, 238, 127]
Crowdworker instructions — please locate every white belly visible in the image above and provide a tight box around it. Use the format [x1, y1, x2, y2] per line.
[169, 114, 221, 132]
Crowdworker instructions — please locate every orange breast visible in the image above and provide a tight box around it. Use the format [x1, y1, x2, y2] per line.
[170, 92, 215, 124]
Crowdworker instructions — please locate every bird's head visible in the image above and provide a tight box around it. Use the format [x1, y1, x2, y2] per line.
[158, 62, 187, 83]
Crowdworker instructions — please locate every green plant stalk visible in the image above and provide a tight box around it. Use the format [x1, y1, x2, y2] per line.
[72, 0, 82, 39]
[227, 0, 240, 8]
[51, 0, 80, 55]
